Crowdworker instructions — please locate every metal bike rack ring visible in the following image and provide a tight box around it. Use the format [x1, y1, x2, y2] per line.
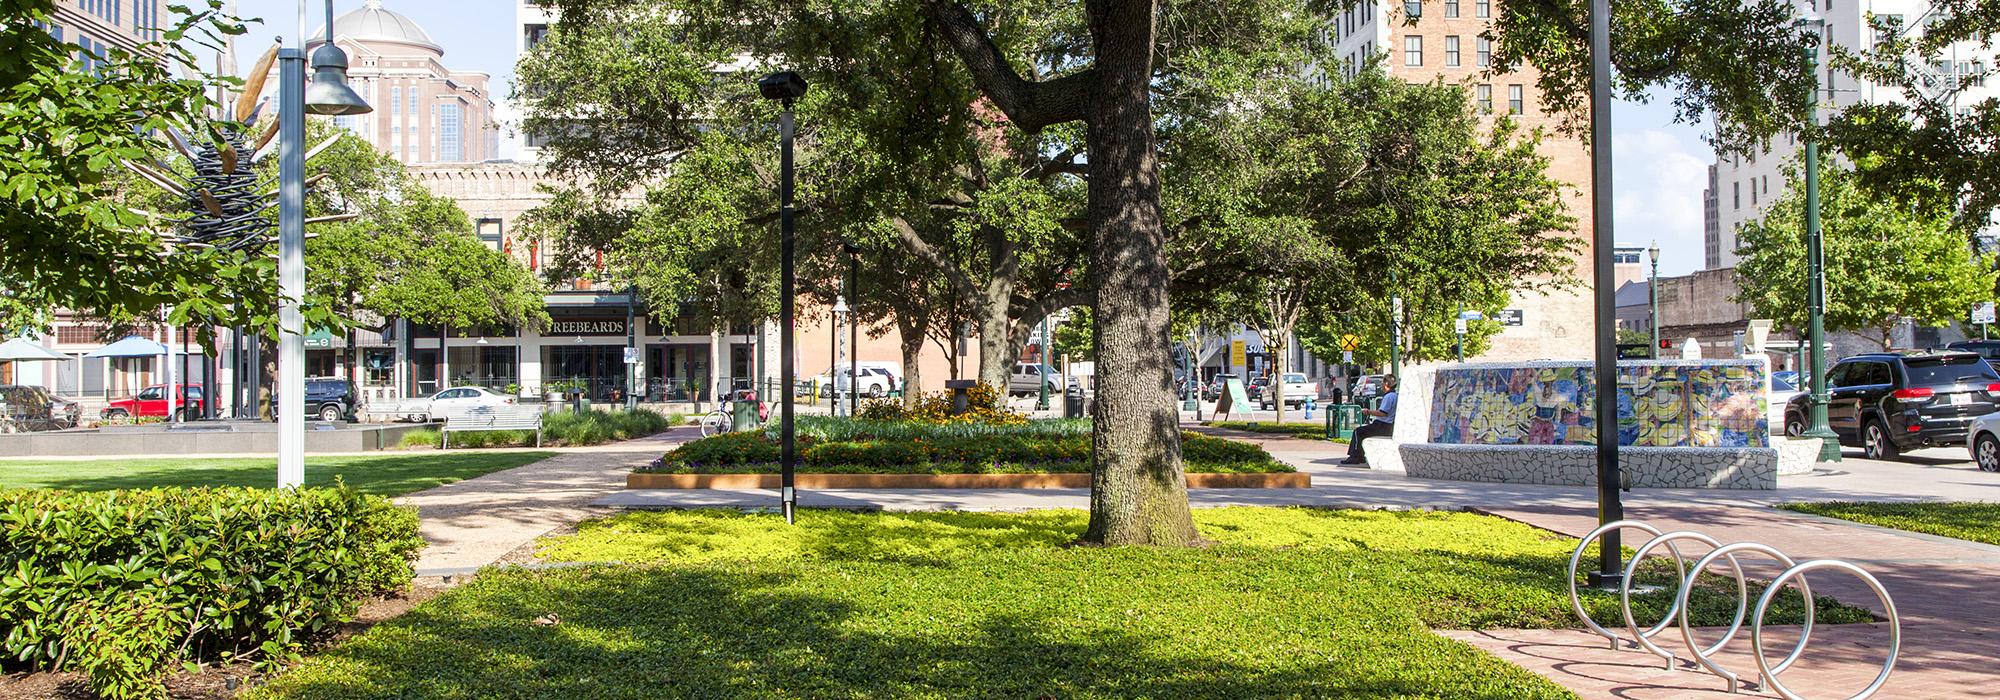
[1753, 559, 1901, 700]
[1568, 519, 1672, 648]
[1620, 531, 1731, 669]
[1677, 541, 1814, 692]
[1568, 521, 1900, 699]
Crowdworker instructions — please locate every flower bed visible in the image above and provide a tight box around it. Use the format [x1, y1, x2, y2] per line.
[640, 418, 1292, 476]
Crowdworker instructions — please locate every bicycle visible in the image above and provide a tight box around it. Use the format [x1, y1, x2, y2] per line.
[698, 390, 768, 438]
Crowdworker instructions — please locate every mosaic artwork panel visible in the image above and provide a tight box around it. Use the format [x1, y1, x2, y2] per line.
[1428, 363, 1768, 448]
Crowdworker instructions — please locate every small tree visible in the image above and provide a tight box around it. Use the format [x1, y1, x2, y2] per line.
[1734, 160, 1995, 349]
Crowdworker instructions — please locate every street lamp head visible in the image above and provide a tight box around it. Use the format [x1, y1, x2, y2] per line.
[1648, 241, 1659, 262]
[832, 295, 849, 314]
[842, 242, 860, 256]
[758, 71, 809, 103]
[1795, 14, 1826, 29]
[304, 42, 373, 116]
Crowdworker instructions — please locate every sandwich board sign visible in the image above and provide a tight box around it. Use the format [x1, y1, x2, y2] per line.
[1213, 377, 1251, 420]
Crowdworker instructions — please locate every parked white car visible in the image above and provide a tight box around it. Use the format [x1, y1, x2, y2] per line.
[388, 386, 518, 423]
[1967, 412, 2000, 472]
[1771, 375, 1805, 436]
[1008, 362, 1063, 396]
[811, 363, 902, 398]
[1259, 372, 1319, 410]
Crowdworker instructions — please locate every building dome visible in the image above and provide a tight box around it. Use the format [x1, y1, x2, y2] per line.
[312, 0, 441, 54]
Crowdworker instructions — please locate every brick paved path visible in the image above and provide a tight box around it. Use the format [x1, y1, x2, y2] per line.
[1460, 502, 2000, 698]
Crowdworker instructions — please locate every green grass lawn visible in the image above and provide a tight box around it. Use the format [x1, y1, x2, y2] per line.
[1780, 501, 2000, 546]
[252, 507, 1863, 699]
[0, 452, 555, 496]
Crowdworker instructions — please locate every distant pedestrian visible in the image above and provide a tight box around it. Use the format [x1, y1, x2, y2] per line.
[1341, 376, 1397, 466]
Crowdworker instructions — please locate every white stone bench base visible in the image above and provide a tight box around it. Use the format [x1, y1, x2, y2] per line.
[1398, 444, 1777, 490]
[1359, 437, 1404, 471]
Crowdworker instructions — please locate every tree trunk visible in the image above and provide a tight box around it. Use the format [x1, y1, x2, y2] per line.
[978, 311, 1012, 390]
[897, 315, 927, 410]
[1272, 331, 1287, 425]
[1080, 0, 1197, 547]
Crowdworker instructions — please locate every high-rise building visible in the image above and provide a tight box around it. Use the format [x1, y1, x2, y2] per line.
[1335, 0, 1599, 360]
[1708, 1, 2000, 269]
[47, 1, 167, 66]
[1702, 164, 1720, 269]
[282, 0, 500, 165]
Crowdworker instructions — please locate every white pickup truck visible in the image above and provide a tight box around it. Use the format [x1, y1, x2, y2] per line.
[1259, 372, 1319, 410]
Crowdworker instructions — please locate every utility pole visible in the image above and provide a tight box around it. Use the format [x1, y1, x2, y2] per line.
[1586, 0, 1625, 588]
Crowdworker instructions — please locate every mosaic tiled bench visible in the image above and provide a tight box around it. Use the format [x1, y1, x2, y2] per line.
[1398, 443, 1778, 490]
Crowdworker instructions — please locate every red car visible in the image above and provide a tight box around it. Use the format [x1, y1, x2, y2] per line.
[103, 384, 205, 421]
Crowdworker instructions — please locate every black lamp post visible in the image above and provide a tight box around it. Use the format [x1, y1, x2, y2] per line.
[760, 70, 807, 524]
[1586, 0, 1624, 588]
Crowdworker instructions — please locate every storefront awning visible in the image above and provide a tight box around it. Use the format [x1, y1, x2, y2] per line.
[85, 336, 168, 358]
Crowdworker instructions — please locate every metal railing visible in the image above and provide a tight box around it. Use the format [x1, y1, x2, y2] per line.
[1567, 520, 1900, 699]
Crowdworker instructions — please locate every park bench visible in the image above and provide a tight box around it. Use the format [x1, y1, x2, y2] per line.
[441, 405, 543, 448]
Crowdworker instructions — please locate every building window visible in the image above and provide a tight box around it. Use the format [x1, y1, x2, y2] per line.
[1404, 36, 1422, 66]
[1762, 175, 1769, 194]
[408, 90, 418, 116]
[1476, 84, 1493, 113]
[524, 23, 549, 50]
[1873, 14, 1902, 44]
[391, 87, 401, 115]
[440, 102, 464, 162]
[1733, 182, 1741, 209]
[1445, 36, 1460, 66]
[476, 218, 503, 251]
[1445, 0, 1459, 17]
[1507, 84, 1523, 114]
[1476, 0, 1490, 17]
[1476, 37, 1491, 67]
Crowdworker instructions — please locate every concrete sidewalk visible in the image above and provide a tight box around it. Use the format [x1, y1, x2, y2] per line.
[400, 427, 695, 575]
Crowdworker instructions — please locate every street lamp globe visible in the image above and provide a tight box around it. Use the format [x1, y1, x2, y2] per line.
[302, 0, 371, 116]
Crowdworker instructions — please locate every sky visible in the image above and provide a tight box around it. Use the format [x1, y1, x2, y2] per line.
[230, 1, 1717, 277]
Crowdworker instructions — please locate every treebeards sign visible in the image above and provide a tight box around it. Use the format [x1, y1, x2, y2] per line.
[548, 319, 627, 336]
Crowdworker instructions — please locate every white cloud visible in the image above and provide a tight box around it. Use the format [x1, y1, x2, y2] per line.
[1610, 125, 1713, 276]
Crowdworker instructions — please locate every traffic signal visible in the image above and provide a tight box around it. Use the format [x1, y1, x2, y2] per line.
[1658, 339, 1673, 349]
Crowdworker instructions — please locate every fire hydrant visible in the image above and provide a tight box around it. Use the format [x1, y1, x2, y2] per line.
[1304, 398, 1316, 420]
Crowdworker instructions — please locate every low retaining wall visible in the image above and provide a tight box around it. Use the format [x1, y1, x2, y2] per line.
[628, 472, 1312, 489]
[0, 423, 427, 457]
[1399, 443, 1777, 489]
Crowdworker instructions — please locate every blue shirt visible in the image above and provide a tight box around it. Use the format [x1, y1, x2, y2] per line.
[1375, 391, 1398, 424]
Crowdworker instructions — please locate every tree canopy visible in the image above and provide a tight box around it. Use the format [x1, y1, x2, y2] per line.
[1734, 159, 1994, 349]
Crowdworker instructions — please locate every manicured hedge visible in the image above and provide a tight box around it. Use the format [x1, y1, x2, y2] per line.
[402, 408, 677, 449]
[645, 428, 1292, 475]
[0, 486, 422, 699]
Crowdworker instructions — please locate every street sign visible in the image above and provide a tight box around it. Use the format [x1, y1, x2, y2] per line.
[1498, 309, 1524, 326]
[1230, 339, 1247, 369]
[1975, 302, 1996, 325]
[623, 347, 639, 364]
[1457, 310, 1485, 321]
[1454, 318, 1468, 334]
[1341, 350, 1354, 363]
[1338, 334, 1360, 351]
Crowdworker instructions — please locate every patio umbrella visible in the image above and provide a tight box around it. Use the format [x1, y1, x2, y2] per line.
[0, 338, 67, 361]
[85, 335, 168, 358]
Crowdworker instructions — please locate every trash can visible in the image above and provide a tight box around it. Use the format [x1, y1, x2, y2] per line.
[732, 399, 759, 432]
[1329, 404, 1362, 441]
[1064, 387, 1086, 419]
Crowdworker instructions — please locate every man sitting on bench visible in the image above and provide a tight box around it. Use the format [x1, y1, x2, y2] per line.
[1341, 376, 1397, 466]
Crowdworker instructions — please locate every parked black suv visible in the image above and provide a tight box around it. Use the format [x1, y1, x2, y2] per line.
[1783, 351, 2000, 459]
[275, 378, 357, 422]
[1946, 340, 2000, 370]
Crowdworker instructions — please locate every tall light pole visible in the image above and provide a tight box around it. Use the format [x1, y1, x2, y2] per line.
[844, 243, 859, 416]
[1648, 242, 1661, 356]
[1036, 317, 1052, 411]
[1797, 16, 1842, 463]
[625, 284, 637, 409]
[831, 295, 847, 416]
[759, 71, 808, 524]
[278, 0, 371, 488]
[1586, 0, 1625, 588]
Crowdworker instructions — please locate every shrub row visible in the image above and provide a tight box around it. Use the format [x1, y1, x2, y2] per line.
[400, 408, 676, 449]
[0, 486, 422, 699]
[646, 429, 1291, 475]
[1206, 420, 1349, 442]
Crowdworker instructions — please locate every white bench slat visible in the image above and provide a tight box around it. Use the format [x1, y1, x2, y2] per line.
[440, 406, 544, 448]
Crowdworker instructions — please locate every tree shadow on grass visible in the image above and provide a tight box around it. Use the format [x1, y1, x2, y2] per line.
[11, 452, 556, 496]
[261, 565, 1572, 700]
